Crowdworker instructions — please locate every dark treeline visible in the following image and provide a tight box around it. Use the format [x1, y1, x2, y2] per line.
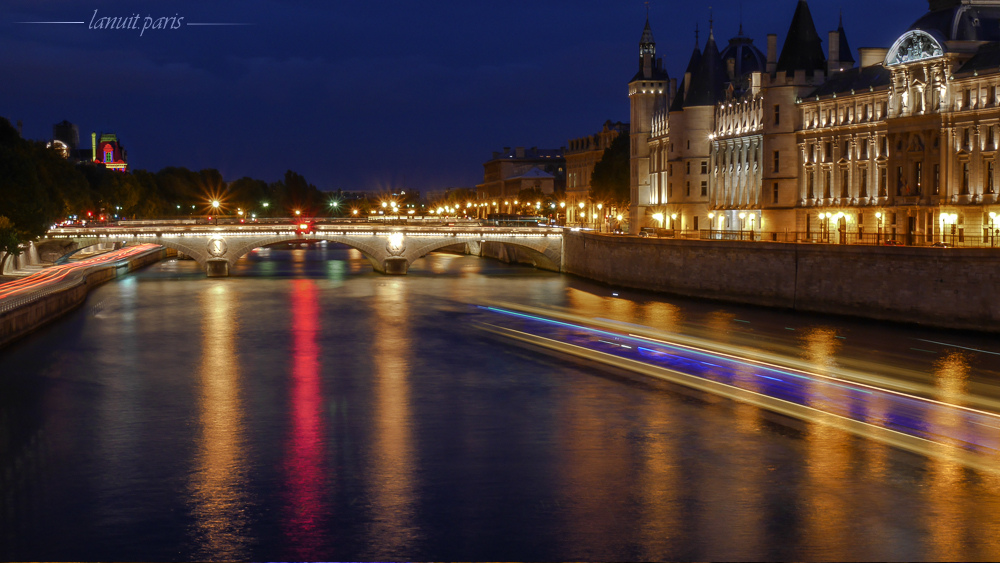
[0, 117, 341, 267]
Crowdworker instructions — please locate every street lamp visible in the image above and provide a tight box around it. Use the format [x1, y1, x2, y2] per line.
[875, 211, 883, 244]
[212, 200, 220, 225]
[990, 211, 997, 247]
[739, 212, 746, 239]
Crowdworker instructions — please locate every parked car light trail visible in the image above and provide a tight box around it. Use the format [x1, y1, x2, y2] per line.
[475, 304, 1000, 474]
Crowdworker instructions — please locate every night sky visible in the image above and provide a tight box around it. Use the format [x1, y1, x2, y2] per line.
[3, 0, 915, 193]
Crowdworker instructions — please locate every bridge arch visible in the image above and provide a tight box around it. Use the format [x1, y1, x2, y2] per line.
[225, 234, 384, 272]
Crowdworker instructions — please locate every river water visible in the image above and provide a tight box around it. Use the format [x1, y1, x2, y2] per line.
[3, 243, 1000, 561]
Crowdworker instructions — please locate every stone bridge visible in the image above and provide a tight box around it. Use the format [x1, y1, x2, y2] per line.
[42, 224, 565, 276]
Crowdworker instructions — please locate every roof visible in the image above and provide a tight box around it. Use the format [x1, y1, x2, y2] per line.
[838, 17, 855, 64]
[508, 167, 554, 180]
[955, 41, 1000, 76]
[805, 64, 891, 98]
[99, 133, 119, 143]
[720, 31, 767, 78]
[909, 3, 1000, 42]
[640, 18, 655, 47]
[776, 0, 827, 75]
[685, 30, 730, 107]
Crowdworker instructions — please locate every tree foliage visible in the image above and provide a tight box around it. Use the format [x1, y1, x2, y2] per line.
[589, 133, 630, 205]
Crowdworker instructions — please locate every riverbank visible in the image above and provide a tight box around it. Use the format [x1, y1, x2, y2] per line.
[562, 231, 1000, 332]
[0, 246, 172, 348]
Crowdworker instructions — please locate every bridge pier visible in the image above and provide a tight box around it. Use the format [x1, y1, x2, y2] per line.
[383, 257, 409, 275]
[206, 259, 230, 277]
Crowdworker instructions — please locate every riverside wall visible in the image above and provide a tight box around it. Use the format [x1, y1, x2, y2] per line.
[562, 232, 1000, 332]
[0, 247, 171, 348]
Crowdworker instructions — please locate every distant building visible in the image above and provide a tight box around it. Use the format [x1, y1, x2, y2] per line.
[95, 132, 127, 171]
[476, 146, 565, 201]
[565, 120, 629, 204]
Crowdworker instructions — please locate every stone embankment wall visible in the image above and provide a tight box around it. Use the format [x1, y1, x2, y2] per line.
[562, 232, 1000, 332]
[0, 248, 171, 348]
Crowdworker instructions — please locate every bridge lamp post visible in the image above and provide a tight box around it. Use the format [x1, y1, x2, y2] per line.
[739, 212, 746, 240]
[212, 200, 220, 225]
[875, 212, 883, 244]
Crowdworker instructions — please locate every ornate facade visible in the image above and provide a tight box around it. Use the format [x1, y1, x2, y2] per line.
[630, 0, 1000, 245]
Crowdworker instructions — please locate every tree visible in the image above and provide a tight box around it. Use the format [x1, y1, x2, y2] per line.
[589, 133, 630, 206]
[0, 215, 23, 275]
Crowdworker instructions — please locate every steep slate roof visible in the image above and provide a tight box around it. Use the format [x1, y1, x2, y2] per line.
[805, 64, 890, 98]
[669, 44, 702, 111]
[640, 18, 655, 47]
[776, 0, 827, 75]
[837, 16, 855, 64]
[685, 29, 730, 107]
[955, 41, 1000, 76]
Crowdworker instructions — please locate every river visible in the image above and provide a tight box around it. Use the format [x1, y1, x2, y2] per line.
[3, 243, 1000, 561]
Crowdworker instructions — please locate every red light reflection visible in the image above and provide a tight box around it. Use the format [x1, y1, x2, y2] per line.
[283, 279, 329, 556]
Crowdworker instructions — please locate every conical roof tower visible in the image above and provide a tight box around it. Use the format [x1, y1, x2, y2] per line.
[685, 24, 730, 107]
[776, 0, 827, 76]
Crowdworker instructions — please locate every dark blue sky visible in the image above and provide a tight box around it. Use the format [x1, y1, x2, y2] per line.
[2, 0, 915, 192]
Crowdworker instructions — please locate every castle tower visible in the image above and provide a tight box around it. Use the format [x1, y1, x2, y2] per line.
[628, 16, 669, 233]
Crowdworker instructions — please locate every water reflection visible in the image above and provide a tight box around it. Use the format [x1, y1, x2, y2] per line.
[189, 284, 249, 560]
[283, 279, 330, 557]
[365, 280, 419, 557]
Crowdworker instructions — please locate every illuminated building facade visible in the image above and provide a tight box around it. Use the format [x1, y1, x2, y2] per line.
[95, 132, 128, 172]
[630, 0, 1000, 244]
[476, 146, 565, 200]
[566, 120, 629, 204]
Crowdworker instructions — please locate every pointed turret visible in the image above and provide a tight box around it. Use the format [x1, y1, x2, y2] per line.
[685, 25, 730, 107]
[640, 17, 655, 58]
[776, 0, 827, 76]
[837, 14, 855, 65]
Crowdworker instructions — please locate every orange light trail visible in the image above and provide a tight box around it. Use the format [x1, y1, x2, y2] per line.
[0, 244, 160, 300]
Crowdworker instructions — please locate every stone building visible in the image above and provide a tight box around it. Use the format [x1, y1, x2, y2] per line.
[565, 120, 629, 204]
[630, 0, 1000, 246]
[476, 146, 565, 201]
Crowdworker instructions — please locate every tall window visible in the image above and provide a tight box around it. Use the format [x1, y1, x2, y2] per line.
[841, 170, 849, 198]
[701, 161, 708, 175]
[700, 181, 707, 196]
[962, 162, 970, 194]
[686, 162, 691, 174]
[964, 128, 971, 150]
[896, 166, 904, 196]
[825, 170, 832, 199]
[860, 169, 868, 197]
[879, 167, 888, 196]
[773, 182, 779, 204]
[861, 138, 868, 159]
[808, 172, 815, 199]
[989, 161, 996, 194]
[693, 216, 699, 231]
[915, 161, 922, 195]
[774, 105, 780, 126]
[933, 164, 940, 195]
[686, 181, 691, 196]
[773, 150, 780, 173]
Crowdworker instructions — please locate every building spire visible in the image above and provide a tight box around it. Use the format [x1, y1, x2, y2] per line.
[709, 6, 714, 40]
[695, 22, 700, 47]
[739, 2, 744, 35]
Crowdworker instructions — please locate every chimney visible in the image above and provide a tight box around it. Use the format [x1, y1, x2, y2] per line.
[750, 72, 762, 96]
[766, 34, 777, 73]
[727, 57, 736, 80]
[828, 31, 841, 74]
[859, 47, 890, 68]
[515, 147, 525, 158]
[669, 77, 677, 100]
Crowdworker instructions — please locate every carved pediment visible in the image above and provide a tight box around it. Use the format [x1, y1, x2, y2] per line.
[886, 30, 945, 66]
